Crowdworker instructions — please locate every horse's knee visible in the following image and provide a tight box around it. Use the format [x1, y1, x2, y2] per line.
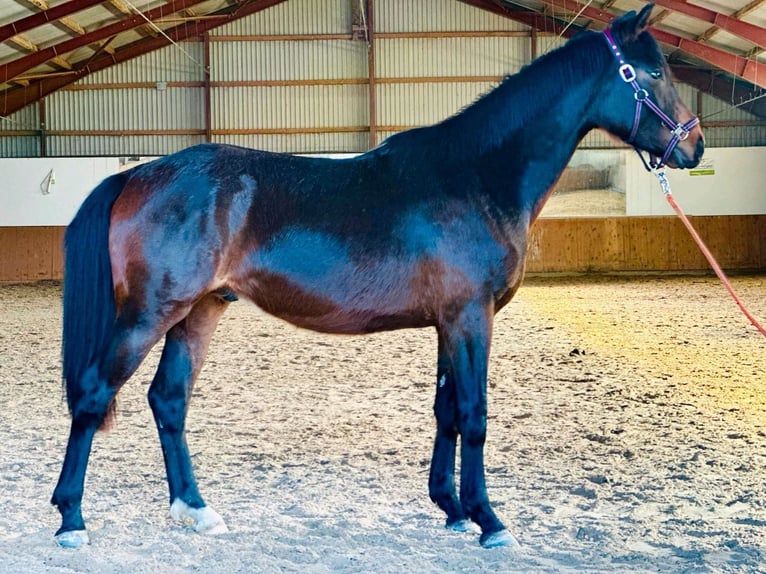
[458, 414, 487, 448]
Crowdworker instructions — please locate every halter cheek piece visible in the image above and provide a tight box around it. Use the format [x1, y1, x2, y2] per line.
[602, 28, 699, 170]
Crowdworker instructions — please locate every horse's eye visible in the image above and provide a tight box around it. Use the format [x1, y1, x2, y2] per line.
[649, 69, 663, 80]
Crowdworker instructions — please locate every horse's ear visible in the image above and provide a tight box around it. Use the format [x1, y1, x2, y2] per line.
[612, 3, 654, 43]
[635, 3, 653, 33]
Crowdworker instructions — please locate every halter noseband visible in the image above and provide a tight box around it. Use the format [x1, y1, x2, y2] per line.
[602, 28, 699, 170]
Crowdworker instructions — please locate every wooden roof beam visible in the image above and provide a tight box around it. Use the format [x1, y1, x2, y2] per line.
[0, 0, 212, 83]
[0, 0, 105, 43]
[1, 0, 290, 116]
[458, 1, 577, 37]
[535, 0, 766, 89]
[651, 0, 766, 49]
[699, 0, 766, 42]
[107, 0, 133, 15]
[15, 0, 87, 36]
[7, 33, 38, 53]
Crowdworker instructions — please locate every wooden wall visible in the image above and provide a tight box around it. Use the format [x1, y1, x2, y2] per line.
[0, 226, 65, 282]
[526, 215, 766, 273]
[2, 216, 765, 282]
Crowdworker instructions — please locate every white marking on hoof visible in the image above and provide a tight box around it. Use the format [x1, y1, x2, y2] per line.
[446, 519, 480, 534]
[170, 499, 229, 534]
[480, 529, 519, 549]
[55, 529, 90, 548]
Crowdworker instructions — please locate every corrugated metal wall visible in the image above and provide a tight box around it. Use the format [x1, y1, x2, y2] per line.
[374, 1, 528, 145]
[46, 43, 206, 156]
[218, 0, 350, 35]
[0, 0, 762, 157]
[0, 105, 39, 156]
[696, 89, 766, 147]
[210, 35, 369, 152]
[376, 0, 525, 32]
[208, 0, 366, 152]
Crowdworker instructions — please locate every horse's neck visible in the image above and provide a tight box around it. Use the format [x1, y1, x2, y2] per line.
[448, 41, 603, 221]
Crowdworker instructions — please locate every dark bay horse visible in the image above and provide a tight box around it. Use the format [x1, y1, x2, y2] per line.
[53, 4, 703, 549]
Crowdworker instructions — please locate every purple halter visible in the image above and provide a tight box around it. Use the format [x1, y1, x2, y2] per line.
[602, 28, 699, 169]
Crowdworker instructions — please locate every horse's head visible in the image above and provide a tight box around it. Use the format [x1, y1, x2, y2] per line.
[595, 3, 704, 169]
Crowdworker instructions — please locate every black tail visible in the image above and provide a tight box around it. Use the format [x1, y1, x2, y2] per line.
[62, 172, 127, 424]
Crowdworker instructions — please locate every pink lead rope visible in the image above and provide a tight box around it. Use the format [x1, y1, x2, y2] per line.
[654, 169, 766, 338]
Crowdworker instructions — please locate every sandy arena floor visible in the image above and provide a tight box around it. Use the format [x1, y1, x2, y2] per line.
[0, 274, 764, 573]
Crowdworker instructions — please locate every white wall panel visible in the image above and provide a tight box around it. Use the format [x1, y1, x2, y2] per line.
[627, 146, 766, 216]
[0, 157, 119, 225]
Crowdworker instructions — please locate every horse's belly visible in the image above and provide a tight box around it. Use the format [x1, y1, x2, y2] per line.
[233, 267, 432, 335]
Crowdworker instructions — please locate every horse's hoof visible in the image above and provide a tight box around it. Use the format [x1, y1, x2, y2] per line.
[170, 499, 229, 535]
[197, 514, 229, 535]
[446, 519, 481, 534]
[480, 529, 519, 549]
[55, 529, 90, 548]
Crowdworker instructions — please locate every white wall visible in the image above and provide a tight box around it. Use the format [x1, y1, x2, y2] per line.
[0, 157, 119, 226]
[626, 147, 766, 216]
[0, 147, 763, 226]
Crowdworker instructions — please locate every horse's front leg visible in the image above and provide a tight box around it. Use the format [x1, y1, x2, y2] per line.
[438, 301, 517, 548]
[429, 332, 475, 532]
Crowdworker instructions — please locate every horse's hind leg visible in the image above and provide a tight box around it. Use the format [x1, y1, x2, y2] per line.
[52, 318, 174, 548]
[147, 293, 229, 535]
[51, 372, 111, 547]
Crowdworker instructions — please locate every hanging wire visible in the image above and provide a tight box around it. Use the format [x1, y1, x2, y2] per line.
[0, 114, 38, 130]
[699, 90, 766, 121]
[122, 0, 206, 72]
[1, 0, 208, 131]
[358, 0, 370, 47]
[558, 0, 593, 38]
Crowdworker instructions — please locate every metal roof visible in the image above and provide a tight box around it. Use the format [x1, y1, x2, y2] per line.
[1, 0, 765, 118]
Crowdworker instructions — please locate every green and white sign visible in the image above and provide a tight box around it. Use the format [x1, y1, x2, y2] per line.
[689, 157, 714, 176]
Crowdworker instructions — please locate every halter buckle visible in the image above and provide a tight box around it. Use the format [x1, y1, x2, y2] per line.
[619, 64, 636, 82]
[634, 89, 648, 101]
[672, 124, 690, 141]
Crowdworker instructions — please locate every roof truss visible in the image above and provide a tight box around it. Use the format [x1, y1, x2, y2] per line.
[2, 0, 765, 118]
[460, 0, 766, 118]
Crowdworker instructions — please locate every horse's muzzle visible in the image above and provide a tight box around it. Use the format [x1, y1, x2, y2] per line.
[667, 130, 705, 169]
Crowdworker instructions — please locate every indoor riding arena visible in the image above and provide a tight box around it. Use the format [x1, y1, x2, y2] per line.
[1, 2, 765, 573]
